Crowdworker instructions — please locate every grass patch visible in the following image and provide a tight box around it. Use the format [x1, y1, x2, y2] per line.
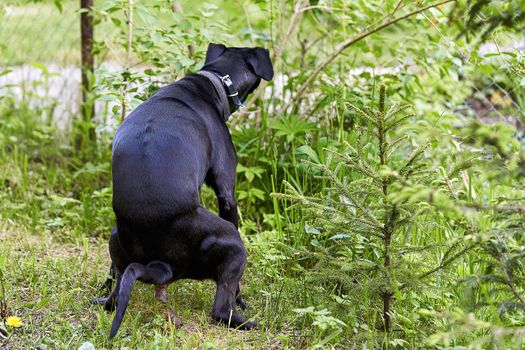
[0, 224, 311, 349]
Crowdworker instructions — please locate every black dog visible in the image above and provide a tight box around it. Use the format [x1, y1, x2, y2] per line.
[95, 43, 273, 339]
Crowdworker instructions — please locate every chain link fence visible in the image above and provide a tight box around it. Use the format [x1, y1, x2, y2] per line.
[461, 40, 525, 129]
[0, 1, 523, 133]
[0, 1, 83, 129]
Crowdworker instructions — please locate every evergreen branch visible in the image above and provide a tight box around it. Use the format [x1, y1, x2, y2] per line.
[315, 163, 383, 227]
[448, 157, 475, 178]
[401, 242, 477, 289]
[328, 148, 379, 179]
[406, 168, 433, 179]
[399, 144, 429, 178]
[345, 102, 380, 127]
[441, 236, 469, 264]
[481, 239, 525, 304]
[342, 140, 369, 156]
[397, 242, 452, 255]
[310, 154, 376, 180]
[439, 169, 459, 200]
[394, 215, 419, 229]
[386, 135, 409, 155]
[502, 267, 525, 304]
[365, 106, 382, 122]
[384, 104, 411, 122]
[273, 191, 384, 233]
[327, 221, 384, 238]
[384, 113, 415, 133]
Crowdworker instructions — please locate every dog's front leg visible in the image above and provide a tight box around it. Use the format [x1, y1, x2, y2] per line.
[207, 169, 251, 310]
[217, 194, 238, 228]
[207, 171, 238, 228]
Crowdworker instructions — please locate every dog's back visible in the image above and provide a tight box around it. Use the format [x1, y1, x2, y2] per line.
[112, 78, 217, 223]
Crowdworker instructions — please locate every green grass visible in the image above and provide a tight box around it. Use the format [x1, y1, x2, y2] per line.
[0, 98, 336, 346]
[0, 108, 362, 348]
[0, 224, 314, 349]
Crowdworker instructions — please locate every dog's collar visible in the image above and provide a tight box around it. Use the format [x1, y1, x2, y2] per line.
[214, 73, 245, 110]
[198, 70, 244, 121]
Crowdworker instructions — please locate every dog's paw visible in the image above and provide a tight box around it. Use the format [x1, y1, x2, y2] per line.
[213, 312, 257, 331]
[90, 297, 108, 306]
[103, 299, 117, 312]
[236, 296, 249, 311]
[237, 321, 257, 330]
[91, 297, 118, 312]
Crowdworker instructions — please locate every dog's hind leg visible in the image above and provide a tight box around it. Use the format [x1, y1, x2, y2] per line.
[91, 266, 121, 309]
[97, 263, 114, 293]
[95, 227, 124, 311]
[201, 214, 254, 328]
[92, 228, 118, 306]
[103, 267, 122, 312]
[99, 228, 119, 291]
[183, 206, 255, 329]
[211, 239, 255, 329]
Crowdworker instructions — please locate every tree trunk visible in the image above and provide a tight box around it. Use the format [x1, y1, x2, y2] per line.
[80, 0, 95, 144]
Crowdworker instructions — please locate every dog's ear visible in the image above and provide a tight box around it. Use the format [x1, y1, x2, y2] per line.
[245, 48, 274, 81]
[205, 43, 227, 64]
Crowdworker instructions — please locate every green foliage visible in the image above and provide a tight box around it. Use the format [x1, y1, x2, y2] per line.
[435, 120, 525, 348]
[2, 0, 525, 348]
[0, 97, 112, 239]
[452, 0, 525, 40]
[275, 86, 476, 346]
[426, 308, 525, 349]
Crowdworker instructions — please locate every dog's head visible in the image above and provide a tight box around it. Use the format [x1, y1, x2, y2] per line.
[202, 43, 274, 103]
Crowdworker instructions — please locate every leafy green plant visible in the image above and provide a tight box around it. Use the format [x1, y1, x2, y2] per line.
[3, 0, 525, 348]
[293, 306, 346, 347]
[92, 1, 233, 134]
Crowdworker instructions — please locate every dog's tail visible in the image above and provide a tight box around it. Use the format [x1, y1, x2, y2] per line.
[109, 261, 173, 339]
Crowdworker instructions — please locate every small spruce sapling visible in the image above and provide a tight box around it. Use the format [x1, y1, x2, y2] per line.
[277, 85, 472, 341]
